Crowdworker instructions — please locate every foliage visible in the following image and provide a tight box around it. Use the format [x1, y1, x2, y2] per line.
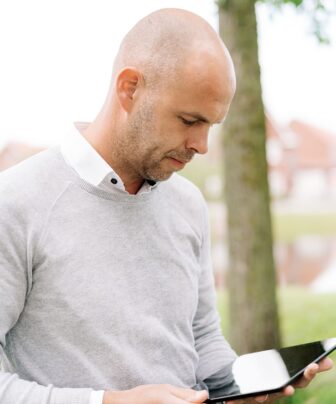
[217, 0, 334, 44]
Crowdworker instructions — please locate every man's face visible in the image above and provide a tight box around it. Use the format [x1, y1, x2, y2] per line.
[119, 61, 234, 182]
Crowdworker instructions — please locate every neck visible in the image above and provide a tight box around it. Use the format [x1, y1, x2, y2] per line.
[81, 119, 145, 195]
[123, 179, 145, 195]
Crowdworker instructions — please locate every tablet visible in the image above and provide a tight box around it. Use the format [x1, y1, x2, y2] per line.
[206, 337, 336, 403]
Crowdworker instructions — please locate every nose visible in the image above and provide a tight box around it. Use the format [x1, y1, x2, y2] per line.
[185, 127, 209, 155]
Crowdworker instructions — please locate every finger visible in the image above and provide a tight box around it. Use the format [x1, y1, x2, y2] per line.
[300, 357, 333, 384]
[292, 363, 319, 388]
[304, 363, 319, 380]
[166, 397, 200, 404]
[257, 386, 295, 403]
[223, 386, 295, 404]
[186, 390, 209, 403]
[297, 357, 334, 388]
[168, 385, 200, 397]
[171, 387, 208, 403]
[225, 401, 248, 404]
[317, 357, 334, 372]
[255, 394, 269, 403]
[282, 385, 295, 396]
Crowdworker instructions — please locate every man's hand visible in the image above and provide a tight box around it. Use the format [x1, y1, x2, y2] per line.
[227, 357, 334, 403]
[294, 356, 333, 388]
[103, 384, 209, 404]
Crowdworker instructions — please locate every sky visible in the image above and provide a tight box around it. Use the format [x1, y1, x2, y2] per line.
[257, 3, 336, 133]
[0, 0, 335, 148]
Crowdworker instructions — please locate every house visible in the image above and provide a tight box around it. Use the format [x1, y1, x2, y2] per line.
[266, 117, 336, 198]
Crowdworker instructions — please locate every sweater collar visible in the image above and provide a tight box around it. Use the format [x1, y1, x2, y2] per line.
[60, 122, 158, 194]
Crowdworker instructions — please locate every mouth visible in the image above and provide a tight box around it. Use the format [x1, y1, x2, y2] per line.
[167, 157, 189, 169]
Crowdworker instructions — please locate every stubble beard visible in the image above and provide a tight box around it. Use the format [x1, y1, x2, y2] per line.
[121, 133, 190, 183]
[137, 147, 195, 182]
[120, 100, 169, 182]
[121, 100, 195, 182]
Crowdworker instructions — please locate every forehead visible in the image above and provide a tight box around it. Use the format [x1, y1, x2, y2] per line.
[161, 54, 235, 122]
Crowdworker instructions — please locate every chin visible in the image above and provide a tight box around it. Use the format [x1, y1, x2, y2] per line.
[145, 170, 174, 182]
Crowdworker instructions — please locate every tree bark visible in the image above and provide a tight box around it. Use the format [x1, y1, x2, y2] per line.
[218, 0, 281, 354]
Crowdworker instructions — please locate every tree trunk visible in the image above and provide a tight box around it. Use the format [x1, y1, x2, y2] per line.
[218, 0, 281, 354]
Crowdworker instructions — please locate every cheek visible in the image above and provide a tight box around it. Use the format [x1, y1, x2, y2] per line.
[141, 114, 186, 153]
[161, 122, 187, 147]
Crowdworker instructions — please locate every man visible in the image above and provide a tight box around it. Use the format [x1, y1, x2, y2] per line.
[0, 8, 332, 404]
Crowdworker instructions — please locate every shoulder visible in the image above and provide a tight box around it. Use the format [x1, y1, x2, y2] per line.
[0, 146, 63, 180]
[0, 147, 73, 218]
[0, 147, 70, 189]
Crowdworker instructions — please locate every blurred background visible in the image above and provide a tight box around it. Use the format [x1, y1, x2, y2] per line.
[1, 0, 335, 402]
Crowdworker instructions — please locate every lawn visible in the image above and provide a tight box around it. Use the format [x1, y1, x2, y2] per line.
[273, 213, 336, 243]
[216, 287, 336, 403]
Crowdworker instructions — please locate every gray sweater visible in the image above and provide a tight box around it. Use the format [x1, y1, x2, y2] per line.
[0, 148, 236, 403]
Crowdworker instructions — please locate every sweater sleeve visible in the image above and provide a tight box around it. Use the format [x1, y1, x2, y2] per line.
[192, 201, 237, 383]
[0, 195, 93, 404]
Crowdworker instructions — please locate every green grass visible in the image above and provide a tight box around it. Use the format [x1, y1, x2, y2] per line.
[278, 288, 336, 403]
[216, 288, 336, 403]
[272, 213, 336, 243]
[278, 288, 336, 345]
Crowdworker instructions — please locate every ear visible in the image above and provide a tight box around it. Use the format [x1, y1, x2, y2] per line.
[116, 67, 143, 113]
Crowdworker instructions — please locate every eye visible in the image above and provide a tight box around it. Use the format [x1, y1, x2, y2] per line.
[179, 117, 198, 126]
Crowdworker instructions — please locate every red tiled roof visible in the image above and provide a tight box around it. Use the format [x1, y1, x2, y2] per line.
[289, 121, 336, 169]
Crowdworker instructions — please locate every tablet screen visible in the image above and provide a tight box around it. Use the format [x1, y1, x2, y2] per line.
[208, 338, 336, 402]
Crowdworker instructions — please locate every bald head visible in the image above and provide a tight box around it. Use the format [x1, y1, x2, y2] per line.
[113, 8, 235, 92]
[85, 9, 236, 194]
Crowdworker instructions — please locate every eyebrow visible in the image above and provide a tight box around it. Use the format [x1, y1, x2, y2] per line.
[181, 112, 223, 125]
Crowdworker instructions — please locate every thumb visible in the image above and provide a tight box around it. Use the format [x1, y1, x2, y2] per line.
[171, 386, 208, 402]
[187, 389, 209, 403]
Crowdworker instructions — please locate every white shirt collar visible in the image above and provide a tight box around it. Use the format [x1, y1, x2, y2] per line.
[60, 122, 157, 194]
